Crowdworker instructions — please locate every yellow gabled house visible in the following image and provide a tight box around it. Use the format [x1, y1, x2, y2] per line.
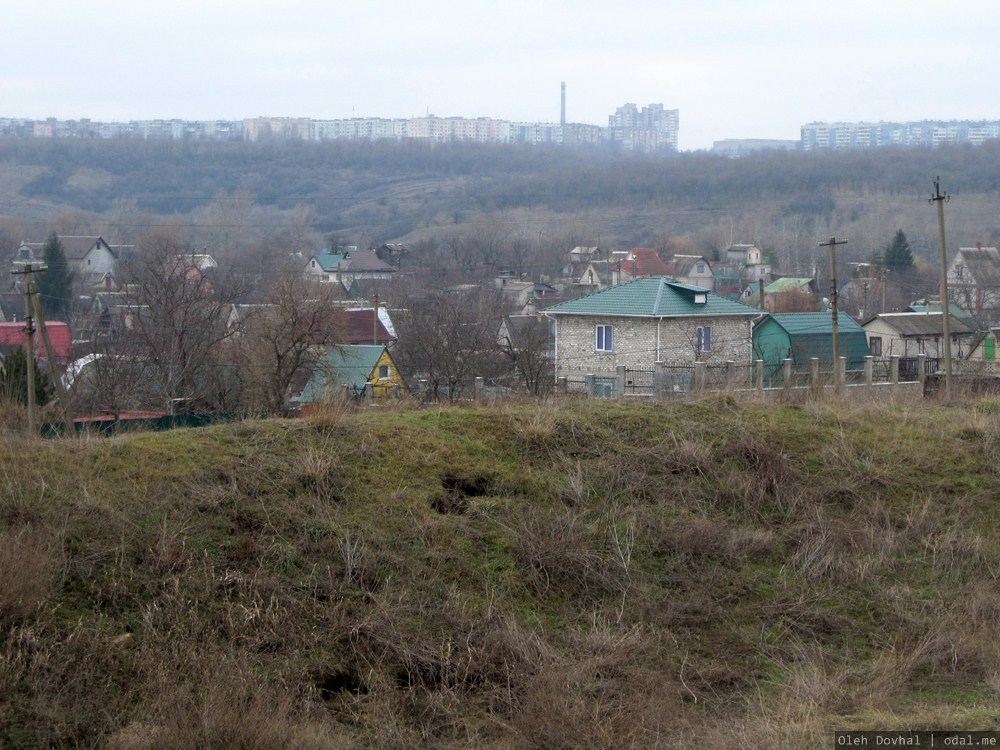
[298, 344, 406, 411]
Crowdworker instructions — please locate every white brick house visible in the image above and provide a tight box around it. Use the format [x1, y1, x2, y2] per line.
[543, 277, 759, 386]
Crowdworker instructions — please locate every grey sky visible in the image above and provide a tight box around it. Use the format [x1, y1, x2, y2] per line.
[5, 0, 998, 150]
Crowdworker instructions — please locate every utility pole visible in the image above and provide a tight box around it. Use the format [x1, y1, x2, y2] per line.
[31, 290, 73, 432]
[930, 177, 953, 401]
[818, 237, 848, 384]
[372, 293, 379, 345]
[11, 262, 43, 434]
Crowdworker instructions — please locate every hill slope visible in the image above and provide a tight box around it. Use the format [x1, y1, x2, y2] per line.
[3, 397, 1000, 747]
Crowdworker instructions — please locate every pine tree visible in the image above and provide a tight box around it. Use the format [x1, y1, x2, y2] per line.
[35, 233, 74, 321]
[883, 229, 914, 273]
[0, 347, 52, 407]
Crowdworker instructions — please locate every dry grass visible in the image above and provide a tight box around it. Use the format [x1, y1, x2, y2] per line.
[0, 524, 63, 625]
[2, 398, 1000, 745]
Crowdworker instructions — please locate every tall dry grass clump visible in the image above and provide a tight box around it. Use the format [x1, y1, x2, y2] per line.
[0, 525, 62, 625]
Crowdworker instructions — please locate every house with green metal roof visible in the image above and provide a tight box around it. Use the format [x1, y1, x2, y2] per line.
[752, 312, 869, 386]
[297, 344, 406, 409]
[762, 277, 819, 312]
[304, 248, 350, 283]
[543, 277, 760, 388]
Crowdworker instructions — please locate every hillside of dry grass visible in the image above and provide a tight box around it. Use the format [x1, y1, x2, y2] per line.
[3, 397, 1000, 748]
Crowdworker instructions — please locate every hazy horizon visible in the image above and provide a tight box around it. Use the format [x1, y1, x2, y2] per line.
[6, 0, 1000, 151]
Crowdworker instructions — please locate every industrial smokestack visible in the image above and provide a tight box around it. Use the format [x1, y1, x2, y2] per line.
[560, 81, 566, 126]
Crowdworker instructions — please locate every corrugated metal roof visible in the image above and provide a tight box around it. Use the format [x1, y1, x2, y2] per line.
[544, 277, 759, 318]
[766, 312, 864, 336]
[753, 313, 869, 369]
[872, 312, 975, 337]
[765, 277, 814, 293]
[300, 344, 384, 400]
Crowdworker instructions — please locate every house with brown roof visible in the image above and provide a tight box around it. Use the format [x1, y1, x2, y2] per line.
[610, 248, 672, 284]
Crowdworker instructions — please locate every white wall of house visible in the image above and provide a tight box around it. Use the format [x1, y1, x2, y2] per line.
[863, 318, 969, 359]
[77, 241, 117, 276]
[552, 314, 753, 381]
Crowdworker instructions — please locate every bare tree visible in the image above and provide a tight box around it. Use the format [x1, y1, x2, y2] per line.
[499, 314, 554, 395]
[395, 286, 506, 400]
[118, 228, 243, 414]
[231, 276, 347, 415]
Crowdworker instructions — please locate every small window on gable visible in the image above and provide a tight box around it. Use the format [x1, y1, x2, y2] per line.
[596, 324, 613, 352]
[696, 325, 712, 353]
[378, 364, 390, 379]
[870, 336, 882, 356]
[696, 263, 705, 274]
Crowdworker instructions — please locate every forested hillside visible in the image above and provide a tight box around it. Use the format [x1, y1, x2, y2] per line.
[2, 138, 1000, 275]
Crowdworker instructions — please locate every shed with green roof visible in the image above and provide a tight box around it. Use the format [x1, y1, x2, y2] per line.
[752, 312, 869, 385]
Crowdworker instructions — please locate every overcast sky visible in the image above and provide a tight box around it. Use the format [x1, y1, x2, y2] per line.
[5, 0, 998, 150]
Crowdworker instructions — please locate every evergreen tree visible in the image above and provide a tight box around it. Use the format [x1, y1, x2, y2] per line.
[35, 233, 74, 321]
[883, 229, 914, 273]
[0, 347, 52, 407]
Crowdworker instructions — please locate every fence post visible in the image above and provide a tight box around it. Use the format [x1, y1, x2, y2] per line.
[726, 360, 735, 389]
[616, 365, 626, 399]
[474, 376, 485, 400]
[890, 356, 900, 384]
[694, 361, 706, 392]
[810, 357, 820, 391]
[365, 382, 374, 406]
[917, 353, 927, 386]
[864, 355, 873, 386]
[836, 356, 846, 389]
[653, 361, 665, 399]
[342, 383, 351, 400]
[557, 376, 568, 394]
[782, 358, 793, 389]
[754, 359, 764, 390]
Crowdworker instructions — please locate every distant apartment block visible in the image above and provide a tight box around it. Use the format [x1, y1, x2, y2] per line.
[0, 103, 679, 153]
[801, 120, 1000, 151]
[607, 103, 679, 152]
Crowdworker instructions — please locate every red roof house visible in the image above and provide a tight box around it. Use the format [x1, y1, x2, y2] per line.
[0, 321, 74, 363]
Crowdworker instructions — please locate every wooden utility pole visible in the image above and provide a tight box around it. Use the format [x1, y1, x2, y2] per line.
[372, 293, 379, 345]
[31, 289, 73, 431]
[11, 263, 41, 434]
[930, 177, 953, 401]
[818, 237, 848, 383]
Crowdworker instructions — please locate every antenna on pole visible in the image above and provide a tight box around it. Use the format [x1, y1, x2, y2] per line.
[930, 176, 953, 402]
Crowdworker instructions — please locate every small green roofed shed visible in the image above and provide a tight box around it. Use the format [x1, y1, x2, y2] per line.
[752, 312, 869, 385]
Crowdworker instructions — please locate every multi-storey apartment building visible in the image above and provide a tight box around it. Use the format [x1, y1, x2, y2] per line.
[1, 101, 679, 152]
[607, 103, 679, 152]
[802, 120, 1000, 151]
